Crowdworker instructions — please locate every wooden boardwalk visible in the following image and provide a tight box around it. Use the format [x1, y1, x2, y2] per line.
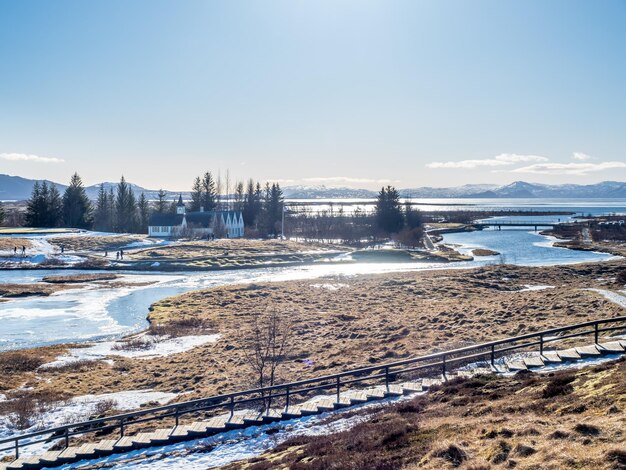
[2, 339, 625, 470]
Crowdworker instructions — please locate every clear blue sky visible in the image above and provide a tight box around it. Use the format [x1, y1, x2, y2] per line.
[1, 0, 625, 190]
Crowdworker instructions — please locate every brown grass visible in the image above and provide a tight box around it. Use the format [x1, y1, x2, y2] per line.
[41, 273, 118, 283]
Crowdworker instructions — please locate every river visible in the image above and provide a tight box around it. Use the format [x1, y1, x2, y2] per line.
[0, 209, 621, 352]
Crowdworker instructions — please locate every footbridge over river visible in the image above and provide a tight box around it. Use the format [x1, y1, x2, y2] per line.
[473, 219, 566, 231]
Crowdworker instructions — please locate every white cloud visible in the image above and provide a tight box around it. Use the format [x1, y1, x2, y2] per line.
[0, 152, 64, 163]
[427, 153, 548, 169]
[510, 161, 626, 176]
[572, 152, 592, 161]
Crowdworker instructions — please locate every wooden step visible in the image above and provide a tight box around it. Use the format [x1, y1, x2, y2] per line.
[400, 382, 423, 393]
[345, 391, 368, 404]
[576, 345, 601, 357]
[281, 404, 304, 418]
[169, 425, 193, 439]
[131, 432, 158, 447]
[380, 384, 404, 396]
[37, 451, 63, 465]
[422, 378, 443, 389]
[541, 351, 562, 363]
[6, 458, 30, 470]
[226, 415, 246, 427]
[523, 356, 545, 368]
[74, 443, 99, 458]
[93, 439, 117, 453]
[112, 436, 136, 451]
[57, 446, 80, 460]
[506, 360, 527, 371]
[334, 396, 353, 407]
[204, 416, 228, 431]
[148, 428, 173, 444]
[364, 388, 386, 400]
[598, 342, 625, 354]
[239, 411, 264, 425]
[261, 409, 283, 422]
[314, 398, 336, 411]
[557, 348, 581, 360]
[298, 402, 320, 416]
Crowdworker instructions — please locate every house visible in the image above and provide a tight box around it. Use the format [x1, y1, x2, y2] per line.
[148, 195, 245, 238]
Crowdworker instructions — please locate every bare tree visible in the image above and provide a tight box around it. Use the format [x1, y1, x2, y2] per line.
[242, 311, 291, 411]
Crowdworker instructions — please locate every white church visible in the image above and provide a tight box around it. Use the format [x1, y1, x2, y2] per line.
[148, 195, 245, 238]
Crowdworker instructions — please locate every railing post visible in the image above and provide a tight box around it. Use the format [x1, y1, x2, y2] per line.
[539, 334, 544, 355]
[14, 439, 19, 460]
[64, 428, 69, 449]
[229, 395, 235, 418]
[442, 354, 446, 378]
[120, 418, 125, 438]
[336, 376, 341, 403]
[595, 322, 599, 344]
[175, 407, 179, 427]
[285, 386, 290, 413]
[385, 366, 389, 392]
[490, 345, 495, 366]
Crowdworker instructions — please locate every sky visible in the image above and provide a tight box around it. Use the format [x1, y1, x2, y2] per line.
[1, 0, 626, 190]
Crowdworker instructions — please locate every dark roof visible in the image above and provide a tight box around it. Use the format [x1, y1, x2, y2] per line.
[148, 213, 184, 227]
[177, 194, 184, 206]
[185, 211, 215, 228]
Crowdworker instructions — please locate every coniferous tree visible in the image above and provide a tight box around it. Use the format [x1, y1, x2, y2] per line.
[62, 173, 93, 229]
[45, 184, 63, 227]
[374, 186, 404, 235]
[108, 187, 116, 230]
[25, 181, 44, 227]
[234, 181, 244, 212]
[137, 192, 150, 233]
[202, 172, 217, 211]
[156, 189, 168, 214]
[242, 179, 257, 227]
[115, 176, 137, 233]
[0, 201, 5, 226]
[190, 177, 203, 212]
[93, 184, 111, 231]
[260, 183, 284, 237]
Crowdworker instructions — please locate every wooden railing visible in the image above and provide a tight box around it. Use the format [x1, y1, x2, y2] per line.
[2, 315, 626, 459]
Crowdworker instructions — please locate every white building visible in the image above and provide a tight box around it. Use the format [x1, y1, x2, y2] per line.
[148, 195, 245, 238]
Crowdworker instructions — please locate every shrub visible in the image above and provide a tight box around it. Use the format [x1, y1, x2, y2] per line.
[112, 337, 155, 351]
[606, 449, 626, 469]
[0, 352, 44, 374]
[432, 444, 468, 467]
[542, 374, 575, 398]
[574, 423, 601, 436]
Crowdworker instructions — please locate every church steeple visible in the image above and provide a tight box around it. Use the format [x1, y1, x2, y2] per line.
[176, 194, 186, 215]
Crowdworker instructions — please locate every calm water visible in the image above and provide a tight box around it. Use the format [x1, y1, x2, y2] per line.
[0, 209, 620, 352]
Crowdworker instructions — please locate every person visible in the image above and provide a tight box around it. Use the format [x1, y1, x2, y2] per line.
[120, 249, 124, 260]
[61, 245, 64, 254]
[13, 246, 17, 256]
[116, 251, 119, 260]
[104, 250, 108, 257]
[21, 246, 26, 256]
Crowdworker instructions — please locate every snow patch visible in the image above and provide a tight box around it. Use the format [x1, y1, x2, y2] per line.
[43, 334, 221, 367]
[587, 288, 626, 308]
[519, 284, 555, 292]
[310, 283, 348, 291]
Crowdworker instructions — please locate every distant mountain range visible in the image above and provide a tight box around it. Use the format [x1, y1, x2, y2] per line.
[1, 174, 626, 201]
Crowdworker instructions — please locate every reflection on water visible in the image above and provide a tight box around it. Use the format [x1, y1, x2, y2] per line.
[0, 221, 617, 352]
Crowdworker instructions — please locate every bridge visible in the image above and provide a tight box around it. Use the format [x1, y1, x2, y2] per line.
[473, 220, 564, 231]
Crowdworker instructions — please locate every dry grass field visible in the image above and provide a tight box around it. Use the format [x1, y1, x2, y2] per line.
[1, 261, 624, 405]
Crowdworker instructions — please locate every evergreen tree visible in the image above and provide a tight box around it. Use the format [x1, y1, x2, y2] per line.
[202, 172, 217, 211]
[156, 189, 168, 213]
[375, 186, 404, 235]
[242, 179, 257, 227]
[115, 176, 137, 233]
[137, 192, 150, 233]
[234, 181, 244, 212]
[404, 202, 423, 229]
[0, 201, 5, 226]
[260, 183, 284, 237]
[25, 181, 44, 227]
[45, 184, 63, 228]
[108, 187, 116, 230]
[93, 184, 111, 231]
[62, 173, 93, 229]
[190, 177, 203, 211]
